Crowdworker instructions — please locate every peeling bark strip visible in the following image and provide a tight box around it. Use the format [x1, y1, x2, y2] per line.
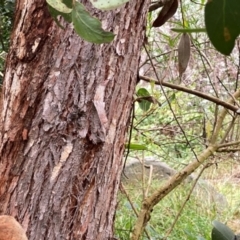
[0, 0, 150, 239]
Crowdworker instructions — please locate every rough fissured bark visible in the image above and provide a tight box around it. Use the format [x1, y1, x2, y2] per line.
[0, 0, 150, 239]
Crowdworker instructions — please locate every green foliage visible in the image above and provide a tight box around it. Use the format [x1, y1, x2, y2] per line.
[211, 221, 235, 240]
[114, 199, 138, 239]
[0, 0, 14, 50]
[48, 0, 72, 24]
[72, 2, 114, 44]
[199, 220, 240, 240]
[46, 0, 71, 13]
[46, 0, 114, 44]
[0, 0, 239, 239]
[205, 0, 240, 55]
[45, 0, 240, 55]
[48, 4, 72, 27]
[115, 182, 217, 239]
[125, 143, 148, 150]
[47, 0, 116, 44]
[132, 89, 205, 165]
[0, 0, 15, 83]
[171, 28, 206, 33]
[136, 88, 152, 112]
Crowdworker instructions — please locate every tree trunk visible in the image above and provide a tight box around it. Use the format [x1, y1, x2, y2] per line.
[0, 0, 150, 239]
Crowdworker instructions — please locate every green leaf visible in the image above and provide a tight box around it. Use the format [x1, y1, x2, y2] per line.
[125, 143, 148, 150]
[46, 0, 72, 13]
[212, 220, 235, 240]
[205, 0, 240, 55]
[62, 0, 72, 8]
[48, 4, 72, 27]
[137, 88, 151, 97]
[72, 2, 114, 44]
[137, 88, 152, 111]
[171, 28, 206, 33]
[138, 101, 151, 112]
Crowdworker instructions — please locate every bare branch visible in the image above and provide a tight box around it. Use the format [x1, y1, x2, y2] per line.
[218, 140, 240, 148]
[139, 75, 239, 113]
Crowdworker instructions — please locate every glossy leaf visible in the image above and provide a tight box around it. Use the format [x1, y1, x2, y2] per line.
[212, 220, 235, 240]
[72, 2, 114, 44]
[46, 0, 72, 13]
[125, 143, 148, 150]
[205, 0, 240, 55]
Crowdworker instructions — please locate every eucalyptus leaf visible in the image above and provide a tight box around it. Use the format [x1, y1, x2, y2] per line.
[137, 88, 152, 111]
[171, 28, 206, 33]
[46, 0, 72, 13]
[138, 100, 151, 112]
[137, 88, 151, 97]
[125, 143, 148, 150]
[212, 220, 235, 240]
[72, 2, 114, 44]
[48, 4, 72, 27]
[152, 0, 178, 27]
[62, 0, 72, 8]
[89, 0, 129, 10]
[178, 33, 191, 77]
[205, 0, 240, 55]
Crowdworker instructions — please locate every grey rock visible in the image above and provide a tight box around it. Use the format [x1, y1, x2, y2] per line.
[122, 157, 228, 211]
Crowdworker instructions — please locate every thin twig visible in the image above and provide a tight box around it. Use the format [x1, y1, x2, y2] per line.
[163, 163, 210, 239]
[139, 75, 239, 113]
[143, 45, 199, 161]
[218, 140, 240, 148]
[220, 115, 237, 144]
[120, 183, 151, 239]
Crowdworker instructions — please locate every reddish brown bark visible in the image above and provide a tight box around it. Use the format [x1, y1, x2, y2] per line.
[0, 0, 150, 239]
